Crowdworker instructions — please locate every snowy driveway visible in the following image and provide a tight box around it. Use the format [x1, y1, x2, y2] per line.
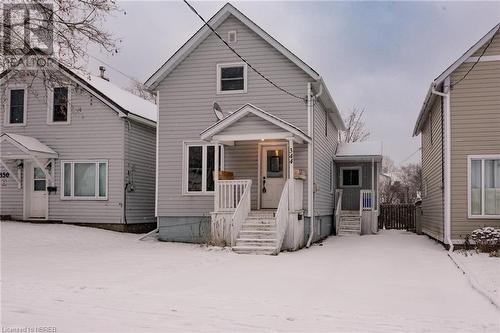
[1, 222, 499, 332]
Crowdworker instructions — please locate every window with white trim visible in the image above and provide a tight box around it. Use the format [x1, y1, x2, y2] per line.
[5, 86, 27, 125]
[469, 156, 500, 217]
[48, 86, 70, 123]
[217, 63, 247, 94]
[341, 166, 361, 187]
[184, 143, 224, 194]
[61, 161, 108, 200]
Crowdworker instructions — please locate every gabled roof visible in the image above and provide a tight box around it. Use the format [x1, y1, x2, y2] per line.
[145, 3, 320, 89]
[413, 23, 500, 136]
[1, 59, 157, 124]
[1, 133, 58, 159]
[334, 141, 383, 162]
[200, 103, 311, 143]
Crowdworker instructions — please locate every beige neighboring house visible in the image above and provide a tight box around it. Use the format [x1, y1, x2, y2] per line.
[413, 23, 500, 246]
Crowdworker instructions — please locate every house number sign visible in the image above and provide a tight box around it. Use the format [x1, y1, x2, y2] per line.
[289, 147, 294, 164]
[0, 171, 9, 178]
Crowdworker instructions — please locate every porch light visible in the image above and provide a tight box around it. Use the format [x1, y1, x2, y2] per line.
[261, 138, 265, 141]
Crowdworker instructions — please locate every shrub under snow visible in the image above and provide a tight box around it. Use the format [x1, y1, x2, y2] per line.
[470, 227, 500, 254]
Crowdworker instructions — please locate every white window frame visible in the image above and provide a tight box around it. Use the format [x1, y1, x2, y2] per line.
[340, 166, 362, 188]
[182, 142, 224, 195]
[216, 62, 247, 95]
[467, 154, 500, 219]
[47, 86, 71, 125]
[4, 84, 28, 127]
[61, 160, 108, 200]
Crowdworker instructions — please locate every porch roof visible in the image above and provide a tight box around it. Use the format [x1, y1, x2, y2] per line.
[0, 133, 58, 160]
[200, 104, 311, 144]
[334, 141, 383, 162]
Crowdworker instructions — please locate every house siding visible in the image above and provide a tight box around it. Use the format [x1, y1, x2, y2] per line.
[156, 15, 314, 217]
[472, 30, 500, 57]
[313, 100, 338, 216]
[449, 55, 500, 241]
[0, 73, 149, 225]
[124, 120, 156, 224]
[420, 97, 445, 242]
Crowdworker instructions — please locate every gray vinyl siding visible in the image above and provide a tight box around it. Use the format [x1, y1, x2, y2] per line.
[449, 52, 500, 241]
[336, 161, 374, 211]
[313, 100, 338, 216]
[124, 120, 156, 224]
[156, 14, 314, 217]
[1, 73, 154, 225]
[472, 30, 500, 57]
[420, 98, 445, 242]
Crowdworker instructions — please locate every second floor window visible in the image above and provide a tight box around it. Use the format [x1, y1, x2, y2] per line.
[217, 63, 247, 94]
[7, 88, 26, 125]
[51, 87, 70, 123]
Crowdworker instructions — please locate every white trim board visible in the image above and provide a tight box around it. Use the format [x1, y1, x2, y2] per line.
[465, 55, 500, 62]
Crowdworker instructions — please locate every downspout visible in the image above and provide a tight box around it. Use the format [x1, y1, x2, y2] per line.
[431, 77, 453, 252]
[306, 82, 323, 248]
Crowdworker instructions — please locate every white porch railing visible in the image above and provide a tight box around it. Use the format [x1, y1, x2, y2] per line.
[215, 180, 251, 212]
[274, 179, 290, 255]
[229, 180, 252, 246]
[360, 190, 373, 211]
[335, 189, 343, 235]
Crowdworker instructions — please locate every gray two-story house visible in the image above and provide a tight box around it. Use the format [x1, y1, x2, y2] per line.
[0, 62, 157, 232]
[146, 3, 382, 254]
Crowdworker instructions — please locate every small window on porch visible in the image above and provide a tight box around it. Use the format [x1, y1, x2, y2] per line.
[341, 167, 361, 187]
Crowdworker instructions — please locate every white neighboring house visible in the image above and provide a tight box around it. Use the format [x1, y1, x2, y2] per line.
[146, 3, 383, 254]
[0, 62, 157, 232]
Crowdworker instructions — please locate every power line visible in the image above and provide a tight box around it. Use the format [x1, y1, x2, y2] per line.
[399, 147, 421, 165]
[88, 53, 144, 86]
[183, 0, 307, 102]
[451, 35, 495, 88]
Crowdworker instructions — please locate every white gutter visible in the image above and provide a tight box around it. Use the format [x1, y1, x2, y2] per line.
[306, 82, 323, 248]
[431, 77, 453, 252]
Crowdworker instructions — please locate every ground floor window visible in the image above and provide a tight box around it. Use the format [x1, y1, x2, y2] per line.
[61, 160, 108, 200]
[341, 166, 361, 187]
[469, 155, 500, 218]
[184, 143, 223, 194]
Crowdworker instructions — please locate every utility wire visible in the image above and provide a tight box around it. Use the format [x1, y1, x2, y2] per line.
[399, 147, 421, 165]
[183, 0, 307, 102]
[88, 53, 144, 86]
[451, 35, 495, 88]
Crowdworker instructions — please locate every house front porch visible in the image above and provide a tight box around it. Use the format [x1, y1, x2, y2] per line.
[200, 104, 311, 254]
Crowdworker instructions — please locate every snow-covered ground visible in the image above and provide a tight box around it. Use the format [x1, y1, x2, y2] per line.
[1, 221, 499, 332]
[452, 250, 500, 306]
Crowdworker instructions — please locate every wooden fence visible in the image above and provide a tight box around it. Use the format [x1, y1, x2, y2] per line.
[378, 204, 416, 231]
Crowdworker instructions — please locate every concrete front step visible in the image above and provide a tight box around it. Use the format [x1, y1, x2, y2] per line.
[236, 240, 277, 247]
[239, 231, 277, 239]
[233, 245, 276, 255]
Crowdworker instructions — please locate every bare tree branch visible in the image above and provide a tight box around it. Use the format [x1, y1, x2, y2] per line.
[339, 106, 370, 143]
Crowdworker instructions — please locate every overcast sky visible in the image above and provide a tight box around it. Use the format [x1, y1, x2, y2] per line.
[88, 1, 500, 165]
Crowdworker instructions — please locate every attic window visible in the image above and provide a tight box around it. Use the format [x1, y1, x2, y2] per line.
[228, 30, 237, 43]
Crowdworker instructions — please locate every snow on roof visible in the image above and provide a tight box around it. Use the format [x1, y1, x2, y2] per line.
[2, 133, 57, 156]
[335, 141, 383, 157]
[81, 75, 157, 122]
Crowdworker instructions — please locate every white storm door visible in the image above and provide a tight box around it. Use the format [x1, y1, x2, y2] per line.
[261, 145, 287, 209]
[29, 164, 47, 218]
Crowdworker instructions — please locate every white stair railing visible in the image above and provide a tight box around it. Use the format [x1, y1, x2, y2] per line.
[335, 189, 343, 235]
[274, 180, 290, 255]
[229, 180, 252, 246]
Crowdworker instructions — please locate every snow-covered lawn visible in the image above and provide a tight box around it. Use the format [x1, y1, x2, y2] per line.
[1, 221, 499, 332]
[451, 250, 500, 306]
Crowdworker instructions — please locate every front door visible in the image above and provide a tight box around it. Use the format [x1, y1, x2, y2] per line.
[261, 145, 287, 209]
[28, 164, 47, 218]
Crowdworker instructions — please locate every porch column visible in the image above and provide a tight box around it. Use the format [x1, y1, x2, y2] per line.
[371, 158, 375, 211]
[288, 137, 295, 211]
[214, 143, 220, 212]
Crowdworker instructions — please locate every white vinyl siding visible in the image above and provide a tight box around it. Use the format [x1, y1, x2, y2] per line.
[61, 160, 108, 200]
